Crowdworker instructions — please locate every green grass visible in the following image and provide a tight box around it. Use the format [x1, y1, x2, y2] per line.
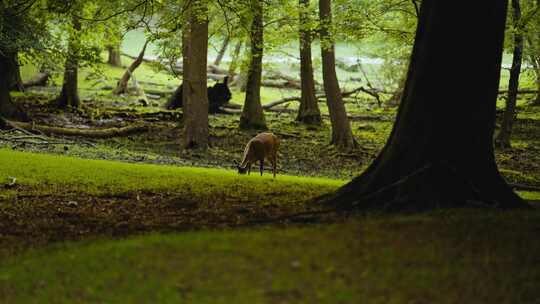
[0, 149, 344, 200]
[2, 210, 540, 303]
[1, 149, 540, 303]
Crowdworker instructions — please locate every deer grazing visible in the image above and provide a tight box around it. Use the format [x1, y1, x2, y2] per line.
[235, 132, 279, 178]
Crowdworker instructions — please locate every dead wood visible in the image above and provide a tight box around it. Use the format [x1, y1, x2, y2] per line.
[3, 119, 149, 138]
[508, 183, 540, 192]
[262, 86, 387, 110]
[23, 71, 50, 88]
[498, 89, 537, 95]
[114, 40, 150, 95]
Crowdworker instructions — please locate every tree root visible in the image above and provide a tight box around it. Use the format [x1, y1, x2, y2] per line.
[322, 162, 531, 212]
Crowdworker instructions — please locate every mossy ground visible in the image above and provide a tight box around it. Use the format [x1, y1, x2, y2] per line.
[1, 52, 540, 303]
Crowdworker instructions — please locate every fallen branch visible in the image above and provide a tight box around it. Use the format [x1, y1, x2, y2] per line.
[23, 71, 50, 88]
[114, 40, 150, 95]
[498, 89, 537, 95]
[4, 120, 149, 138]
[262, 86, 388, 110]
[508, 183, 540, 192]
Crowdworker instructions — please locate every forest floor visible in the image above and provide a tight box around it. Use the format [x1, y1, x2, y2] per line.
[2, 58, 540, 301]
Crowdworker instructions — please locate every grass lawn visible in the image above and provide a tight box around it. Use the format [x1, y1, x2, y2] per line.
[1, 150, 540, 303]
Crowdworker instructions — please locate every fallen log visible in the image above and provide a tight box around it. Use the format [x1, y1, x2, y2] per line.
[262, 86, 388, 110]
[2, 118, 149, 138]
[498, 89, 537, 95]
[23, 71, 50, 88]
[508, 183, 540, 192]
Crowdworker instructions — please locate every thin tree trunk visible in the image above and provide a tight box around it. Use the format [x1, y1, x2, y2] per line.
[240, 0, 267, 130]
[214, 34, 230, 66]
[496, 0, 523, 149]
[529, 32, 540, 106]
[113, 40, 149, 95]
[166, 25, 192, 110]
[386, 70, 407, 107]
[319, 0, 355, 149]
[183, 0, 209, 149]
[533, 72, 540, 106]
[0, 54, 27, 120]
[107, 44, 122, 67]
[228, 39, 243, 80]
[323, 0, 528, 211]
[56, 14, 81, 108]
[296, 0, 321, 125]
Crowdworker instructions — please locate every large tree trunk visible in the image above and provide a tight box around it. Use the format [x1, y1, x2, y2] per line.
[107, 44, 122, 67]
[495, 0, 523, 148]
[319, 0, 356, 149]
[214, 34, 230, 67]
[240, 0, 267, 130]
[296, 0, 322, 125]
[8, 52, 24, 92]
[113, 40, 149, 95]
[183, 0, 209, 149]
[323, 0, 529, 211]
[0, 54, 27, 120]
[56, 15, 81, 108]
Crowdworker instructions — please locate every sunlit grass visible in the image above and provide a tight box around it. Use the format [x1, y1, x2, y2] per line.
[0, 149, 344, 200]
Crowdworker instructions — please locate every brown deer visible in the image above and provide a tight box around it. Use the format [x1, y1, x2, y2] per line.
[235, 132, 279, 178]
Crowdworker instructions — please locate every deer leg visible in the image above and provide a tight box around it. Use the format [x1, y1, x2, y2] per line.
[260, 160, 264, 176]
[247, 163, 251, 175]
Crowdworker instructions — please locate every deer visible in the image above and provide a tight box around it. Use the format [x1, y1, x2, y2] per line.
[235, 132, 279, 178]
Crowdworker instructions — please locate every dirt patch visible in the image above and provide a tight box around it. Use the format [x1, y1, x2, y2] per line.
[0, 190, 334, 248]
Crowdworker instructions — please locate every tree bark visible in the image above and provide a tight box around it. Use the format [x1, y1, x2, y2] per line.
[297, 0, 322, 125]
[495, 0, 523, 149]
[214, 34, 230, 67]
[56, 15, 81, 108]
[107, 44, 122, 67]
[386, 71, 407, 107]
[240, 0, 267, 130]
[323, 0, 529, 211]
[0, 54, 27, 120]
[183, 0, 209, 149]
[8, 52, 24, 92]
[319, 0, 356, 149]
[113, 40, 149, 95]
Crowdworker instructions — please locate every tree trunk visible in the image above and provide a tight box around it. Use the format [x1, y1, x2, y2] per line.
[107, 44, 122, 67]
[529, 36, 540, 106]
[214, 34, 230, 67]
[240, 0, 267, 130]
[228, 40, 243, 80]
[495, 0, 523, 149]
[113, 40, 149, 95]
[323, 0, 529, 211]
[296, 0, 322, 125]
[386, 71, 407, 107]
[56, 15, 81, 108]
[0, 55, 27, 120]
[183, 0, 209, 149]
[533, 73, 540, 106]
[319, 0, 356, 149]
[8, 52, 24, 92]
